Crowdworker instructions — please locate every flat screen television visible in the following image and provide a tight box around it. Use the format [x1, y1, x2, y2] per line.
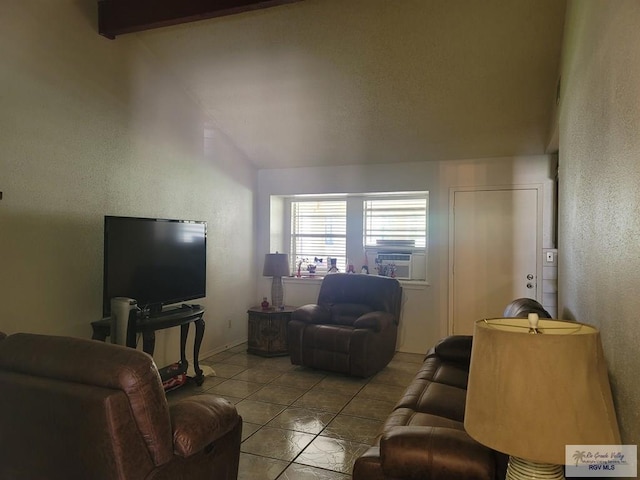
[103, 216, 207, 316]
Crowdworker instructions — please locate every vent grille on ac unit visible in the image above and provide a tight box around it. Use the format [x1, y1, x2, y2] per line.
[377, 253, 412, 262]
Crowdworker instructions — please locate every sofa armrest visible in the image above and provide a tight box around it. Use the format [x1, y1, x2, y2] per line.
[432, 335, 473, 364]
[353, 446, 386, 480]
[380, 426, 495, 480]
[292, 304, 332, 324]
[170, 395, 240, 457]
[0, 332, 6, 341]
[353, 312, 395, 332]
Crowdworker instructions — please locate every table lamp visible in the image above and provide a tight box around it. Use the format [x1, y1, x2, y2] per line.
[263, 252, 290, 309]
[464, 315, 621, 480]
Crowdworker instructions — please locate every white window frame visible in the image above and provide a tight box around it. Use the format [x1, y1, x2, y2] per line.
[285, 191, 428, 279]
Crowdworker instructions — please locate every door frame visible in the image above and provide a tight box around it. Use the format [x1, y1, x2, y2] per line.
[447, 184, 544, 335]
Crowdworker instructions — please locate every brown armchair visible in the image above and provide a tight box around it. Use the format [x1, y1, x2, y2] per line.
[0, 332, 241, 480]
[289, 273, 403, 377]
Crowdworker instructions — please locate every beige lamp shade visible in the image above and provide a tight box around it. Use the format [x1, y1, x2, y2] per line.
[262, 253, 290, 278]
[464, 318, 621, 466]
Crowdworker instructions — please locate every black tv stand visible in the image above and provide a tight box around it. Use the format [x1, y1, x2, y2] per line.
[91, 306, 206, 386]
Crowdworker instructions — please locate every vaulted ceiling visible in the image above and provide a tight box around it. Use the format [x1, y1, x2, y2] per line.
[102, 0, 566, 169]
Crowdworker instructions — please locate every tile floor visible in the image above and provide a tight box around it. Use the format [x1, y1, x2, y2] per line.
[167, 344, 424, 480]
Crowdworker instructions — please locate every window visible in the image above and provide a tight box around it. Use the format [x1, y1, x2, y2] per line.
[287, 192, 428, 278]
[290, 200, 347, 272]
[364, 197, 427, 248]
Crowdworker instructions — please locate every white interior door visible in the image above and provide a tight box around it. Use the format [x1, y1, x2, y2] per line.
[450, 187, 540, 335]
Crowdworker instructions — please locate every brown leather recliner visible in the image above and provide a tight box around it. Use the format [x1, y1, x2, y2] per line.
[0, 332, 241, 480]
[289, 273, 403, 377]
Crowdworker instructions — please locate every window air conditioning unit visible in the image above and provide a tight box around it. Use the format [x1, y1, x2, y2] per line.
[365, 249, 426, 280]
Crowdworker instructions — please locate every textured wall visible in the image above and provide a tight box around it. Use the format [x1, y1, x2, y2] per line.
[559, 1, 640, 444]
[0, 1, 256, 363]
[137, 0, 566, 169]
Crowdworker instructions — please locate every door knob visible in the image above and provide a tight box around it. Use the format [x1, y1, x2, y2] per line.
[527, 283, 534, 289]
[526, 274, 534, 280]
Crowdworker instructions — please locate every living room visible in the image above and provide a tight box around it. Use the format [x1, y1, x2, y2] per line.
[1, 0, 638, 468]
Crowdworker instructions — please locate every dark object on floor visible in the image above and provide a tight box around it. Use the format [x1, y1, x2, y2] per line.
[289, 273, 403, 377]
[353, 297, 551, 480]
[0, 333, 242, 480]
[162, 370, 188, 392]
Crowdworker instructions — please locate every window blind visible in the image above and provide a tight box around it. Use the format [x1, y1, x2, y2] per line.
[364, 197, 427, 248]
[291, 200, 347, 271]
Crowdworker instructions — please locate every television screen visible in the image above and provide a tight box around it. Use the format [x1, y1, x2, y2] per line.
[103, 216, 207, 316]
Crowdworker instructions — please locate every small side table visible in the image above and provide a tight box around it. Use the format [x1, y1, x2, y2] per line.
[247, 306, 295, 357]
[91, 307, 206, 386]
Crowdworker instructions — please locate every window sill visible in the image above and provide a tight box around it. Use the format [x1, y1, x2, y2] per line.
[283, 275, 430, 288]
[283, 276, 324, 284]
[398, 279, 430, 289]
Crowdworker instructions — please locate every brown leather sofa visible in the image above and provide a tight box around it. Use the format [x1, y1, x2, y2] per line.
[0, 332, 241, 480]
[289, 273, 403, 377]
[503, 297, 551, 318]
[353, 298, 551, 480]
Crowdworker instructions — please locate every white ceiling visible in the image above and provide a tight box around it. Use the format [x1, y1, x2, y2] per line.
[133, 0, 566, 169]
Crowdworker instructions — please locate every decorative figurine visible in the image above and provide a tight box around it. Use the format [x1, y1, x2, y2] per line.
[296, 260, 302, 277]
[327, 257, 339, 273]
[313, 257, 324, 275]
[362, 254, 369, 274]
[346, 258, 355, 273]
[261, 297, 270, 310]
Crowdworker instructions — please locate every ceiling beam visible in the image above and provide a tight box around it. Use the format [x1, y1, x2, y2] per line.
[98, 0, 302, 39]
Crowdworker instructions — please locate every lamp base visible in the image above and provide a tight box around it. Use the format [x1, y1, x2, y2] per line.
[271, 276, 284, 308]
[506, 456, 564, 480]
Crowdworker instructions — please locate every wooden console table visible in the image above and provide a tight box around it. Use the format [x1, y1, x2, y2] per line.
[91, 306, 205, 385]
[247, 306, 295, 357]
